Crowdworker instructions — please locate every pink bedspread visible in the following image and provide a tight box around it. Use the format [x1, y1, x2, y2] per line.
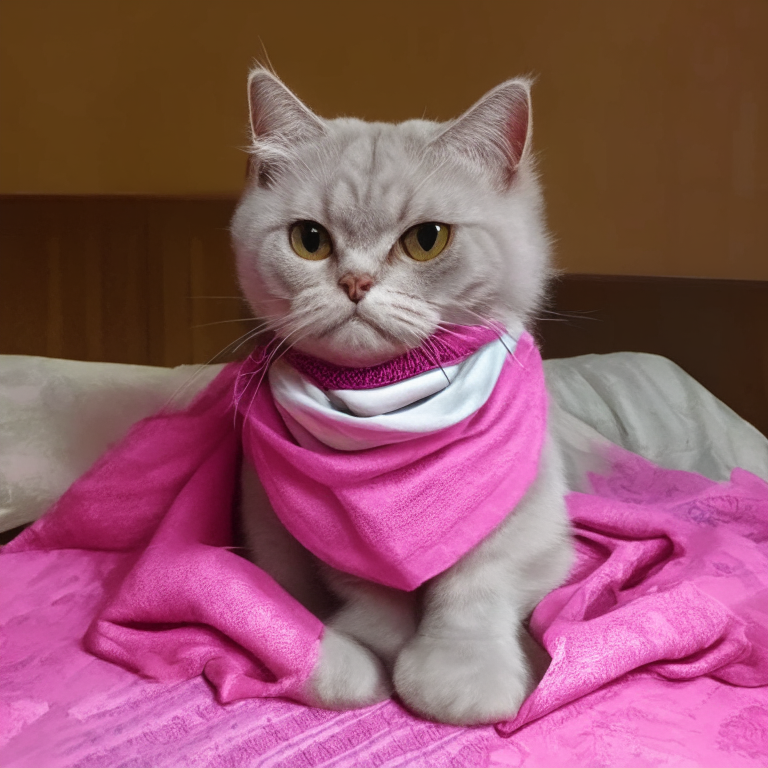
[2, 433, 768, 765]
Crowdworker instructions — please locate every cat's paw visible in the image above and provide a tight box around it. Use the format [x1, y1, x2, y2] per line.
[393, 633, 533, 726]
[306, 627, 392, 710]
[326, 593, 417, 668]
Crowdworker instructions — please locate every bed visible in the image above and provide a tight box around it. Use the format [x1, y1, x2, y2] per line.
[1, 348, 767, 767]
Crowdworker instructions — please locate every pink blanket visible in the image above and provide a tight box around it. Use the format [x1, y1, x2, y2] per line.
[2, 358, 768, 765]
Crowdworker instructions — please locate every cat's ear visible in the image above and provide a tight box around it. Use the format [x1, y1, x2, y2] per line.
[247, 67, 325, 185]
[434, 78, 532, 187]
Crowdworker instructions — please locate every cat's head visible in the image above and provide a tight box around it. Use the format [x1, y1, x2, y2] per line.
[231, 68, 551, 366]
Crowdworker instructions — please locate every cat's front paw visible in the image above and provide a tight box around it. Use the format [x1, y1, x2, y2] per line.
[393, 633, 533, 726]
[306, 627, 392, 710]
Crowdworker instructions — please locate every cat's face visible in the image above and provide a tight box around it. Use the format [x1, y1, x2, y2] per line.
[231, 70, 551, 366]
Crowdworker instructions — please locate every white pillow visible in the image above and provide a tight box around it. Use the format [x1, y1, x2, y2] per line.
[0, 356, 221, 533]
[544, 352, 768, 482]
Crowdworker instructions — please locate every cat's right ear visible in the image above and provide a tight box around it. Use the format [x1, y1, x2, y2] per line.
[247, 67, 325, 186]
[433, 78, 533, 189]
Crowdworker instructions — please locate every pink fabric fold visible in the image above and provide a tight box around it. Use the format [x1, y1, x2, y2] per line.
[499, 450, 768, 734]
[5, 364, 324, 705]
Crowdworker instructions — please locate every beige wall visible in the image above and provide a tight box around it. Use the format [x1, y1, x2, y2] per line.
[1, 0, 766, 279]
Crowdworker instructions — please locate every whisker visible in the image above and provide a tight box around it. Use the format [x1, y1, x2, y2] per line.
[192, 318, 259, 329]
[227, 322, 276, 358]
[189, 295, 246, 301]
[420, 336, 451, 386]
[539, 308, 599, 320]
[233, 325, 296, 421]
[449, 306, 504, 334]
[371, 309, 433, 348]
[238, 325, 311, 425]
[444, 309, 526, 369]
[162, 324, 274, 411]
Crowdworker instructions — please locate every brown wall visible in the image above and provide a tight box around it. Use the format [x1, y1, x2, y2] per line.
[2, 196, 766, 435]
[1, 0, 767, 279]
[0, 196, 249, 368]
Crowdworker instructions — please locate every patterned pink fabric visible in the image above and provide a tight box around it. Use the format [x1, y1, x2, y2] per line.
[2, 447, 768, 766]
[503, 450, 768, 735]
[285, 324, 501, 390]
[4, 366, 324, 706]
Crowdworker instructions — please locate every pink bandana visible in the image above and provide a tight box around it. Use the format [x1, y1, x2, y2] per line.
[241, 329, 547, 590]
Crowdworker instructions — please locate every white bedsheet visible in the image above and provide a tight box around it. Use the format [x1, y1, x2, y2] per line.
[1, 351, 766, 533]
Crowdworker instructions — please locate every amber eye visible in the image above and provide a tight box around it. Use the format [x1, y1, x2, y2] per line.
[290, 220, 333, 260]
[401, 223, 451, 262]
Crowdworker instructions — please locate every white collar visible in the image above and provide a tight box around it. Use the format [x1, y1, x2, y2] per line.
[267, 335, 517, 452]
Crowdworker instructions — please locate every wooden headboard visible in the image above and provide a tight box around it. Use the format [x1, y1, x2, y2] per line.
[2, 195, 766, 435]
[539, 275, 768, 436]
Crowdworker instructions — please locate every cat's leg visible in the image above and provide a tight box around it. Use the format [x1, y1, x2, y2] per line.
[392, 436, 574, 725]
[240, 461, 391, 709]
[322, 569, 418, 668]
[240, 460, 331, 616]
[305, 626, 392, 710]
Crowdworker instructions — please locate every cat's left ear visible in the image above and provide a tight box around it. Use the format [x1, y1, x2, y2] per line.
[246, 66, 325, 185]
[433, 78, 532, 188]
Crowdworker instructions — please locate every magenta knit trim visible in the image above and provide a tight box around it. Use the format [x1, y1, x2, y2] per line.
[283, 324, 501, 391]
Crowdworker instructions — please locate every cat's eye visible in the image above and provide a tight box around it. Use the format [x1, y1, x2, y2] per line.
[401, 223, 451, 262]
[290, 221, 333, 261]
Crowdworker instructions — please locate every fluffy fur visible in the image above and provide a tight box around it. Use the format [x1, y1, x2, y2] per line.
[231, 68, 573, 725]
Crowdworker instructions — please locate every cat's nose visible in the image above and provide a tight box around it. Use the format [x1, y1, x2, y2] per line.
[339, 273, 374, 303]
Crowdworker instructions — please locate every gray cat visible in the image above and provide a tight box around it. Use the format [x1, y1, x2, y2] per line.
[231, 68, 573, 726]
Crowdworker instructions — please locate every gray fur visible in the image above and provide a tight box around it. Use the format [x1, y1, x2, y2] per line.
[231, 69, 552, 366]
[233, 68, 573, 725]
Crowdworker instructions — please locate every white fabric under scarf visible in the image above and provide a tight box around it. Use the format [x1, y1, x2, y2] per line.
[268, 335, 518, 452]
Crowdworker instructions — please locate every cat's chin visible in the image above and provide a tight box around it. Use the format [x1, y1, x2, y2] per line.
[290, 317, 414, 368]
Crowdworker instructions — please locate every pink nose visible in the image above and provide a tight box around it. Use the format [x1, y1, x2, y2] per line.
[339, 274, 374, 303]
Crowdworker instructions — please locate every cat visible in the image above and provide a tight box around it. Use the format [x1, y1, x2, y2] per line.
[230, 67, 573, 726]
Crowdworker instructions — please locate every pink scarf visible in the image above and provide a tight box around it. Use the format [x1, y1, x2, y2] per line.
[241, 329, 546, 590]
[6, 326, 546, 702]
